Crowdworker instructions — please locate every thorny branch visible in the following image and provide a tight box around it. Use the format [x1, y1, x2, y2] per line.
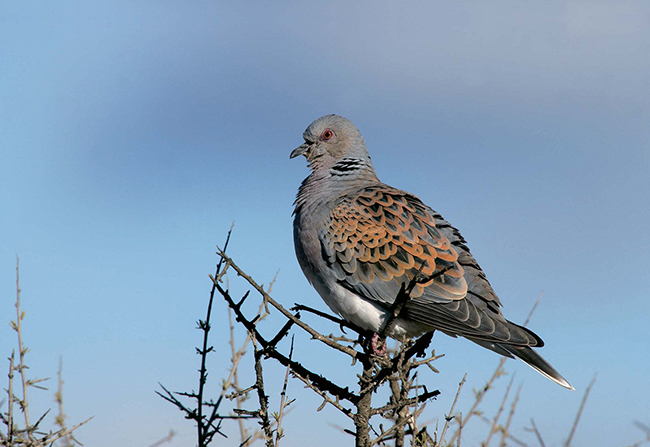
[564, 374, 596, 447]
[439, 373, 466, 442]
[213, 281, 358, 404]
[217, 249, 361, 360]
[214, 251, 443, 447]
[156, 224, 236, 447]
[2, 258, 91, 446]
[161, 232, 596, 447]
[499, 383, 523, 447]
[484, 373, 516, 446]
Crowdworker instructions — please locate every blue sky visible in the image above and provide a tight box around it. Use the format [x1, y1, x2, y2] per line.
[2, 1, 649, 445]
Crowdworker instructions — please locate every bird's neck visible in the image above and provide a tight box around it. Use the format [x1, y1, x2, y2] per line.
[293, 162, 380, 215]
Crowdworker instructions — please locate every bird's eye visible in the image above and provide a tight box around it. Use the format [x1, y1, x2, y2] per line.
[320, 129, 334, 141]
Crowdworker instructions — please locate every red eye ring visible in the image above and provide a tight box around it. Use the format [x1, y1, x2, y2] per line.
[321, 129, 334, 141]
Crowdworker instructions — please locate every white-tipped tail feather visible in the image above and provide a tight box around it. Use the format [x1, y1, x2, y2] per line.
[504, 345, 574, 390]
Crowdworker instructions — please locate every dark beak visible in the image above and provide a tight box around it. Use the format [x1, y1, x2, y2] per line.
[290, 142, 311, 159]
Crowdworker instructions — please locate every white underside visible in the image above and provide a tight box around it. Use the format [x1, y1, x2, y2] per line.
[312, 276, 430, 338]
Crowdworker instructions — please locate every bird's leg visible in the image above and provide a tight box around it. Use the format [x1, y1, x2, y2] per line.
[358, 332, 388, 356]
[370, 332, 387, 356]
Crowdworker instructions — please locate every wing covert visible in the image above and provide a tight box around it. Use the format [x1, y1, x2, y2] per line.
[319, 186, 468, 305]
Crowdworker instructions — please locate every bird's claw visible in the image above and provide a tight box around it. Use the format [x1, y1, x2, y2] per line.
[370, 332, 387, 356]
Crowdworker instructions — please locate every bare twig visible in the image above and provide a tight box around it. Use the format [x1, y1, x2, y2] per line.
[266, 269, 280, 295]
[440, 373, 466, 443]
[2, 257, 91, 446]
[216, 248, 449, 447]
[370, 390, 440, 417]
[14, 257, 32, 431]
[291, 304, 361, 336]
[158, 225, 235, 446]
[252, 337, 274, 447]
[214, 282, 358, 404]
[291, 371, 353, 417]
[564, 374, 596, 446]
[225, 273, 277, 446]
[449, 358, 507, 444]
[478, 415, 528, 446]
[634, 421, 650, 438]
[523, 292, 543, 327]
[6, 351, 16, 446]
[528, 418, 546, 447]
[484, 374, 515, 446]
[38, 416, 94, 446]
[625, 421, 650, 447]
[228, 306, 251, 444]
[197, 224, 234, 446]
[148, 430, 176, 447]
[274, 336, 295, 446]
[216, 250, 360, 360]
[54, 357, 77, 447]
[499, 384, 523, 447]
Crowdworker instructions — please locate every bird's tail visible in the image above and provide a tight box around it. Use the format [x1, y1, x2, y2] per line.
[470, 339, 574, 390]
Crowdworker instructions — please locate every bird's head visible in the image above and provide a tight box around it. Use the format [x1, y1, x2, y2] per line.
[290, 114, 371, 169]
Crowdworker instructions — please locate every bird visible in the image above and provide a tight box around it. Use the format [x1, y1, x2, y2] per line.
[290, 114, 574, 390]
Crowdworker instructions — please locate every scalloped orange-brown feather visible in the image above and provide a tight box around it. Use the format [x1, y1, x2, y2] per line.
[321, 186, 467, 301]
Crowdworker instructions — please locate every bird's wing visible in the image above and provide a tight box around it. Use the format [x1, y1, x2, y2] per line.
[319, 185, 468, 305]
[410, 207, 543, 346]
[320, 184, 541, 346]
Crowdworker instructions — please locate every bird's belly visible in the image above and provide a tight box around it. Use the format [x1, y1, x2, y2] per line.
[312, 278, 430, 339]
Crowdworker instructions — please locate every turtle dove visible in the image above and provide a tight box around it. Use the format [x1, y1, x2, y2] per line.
[291, 114, 573, 390]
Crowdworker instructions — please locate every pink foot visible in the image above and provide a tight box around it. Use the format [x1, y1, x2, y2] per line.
[370, 332, 387, 356]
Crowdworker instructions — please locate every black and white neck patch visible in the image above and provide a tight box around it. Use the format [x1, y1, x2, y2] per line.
[330, 157, 367, 176]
